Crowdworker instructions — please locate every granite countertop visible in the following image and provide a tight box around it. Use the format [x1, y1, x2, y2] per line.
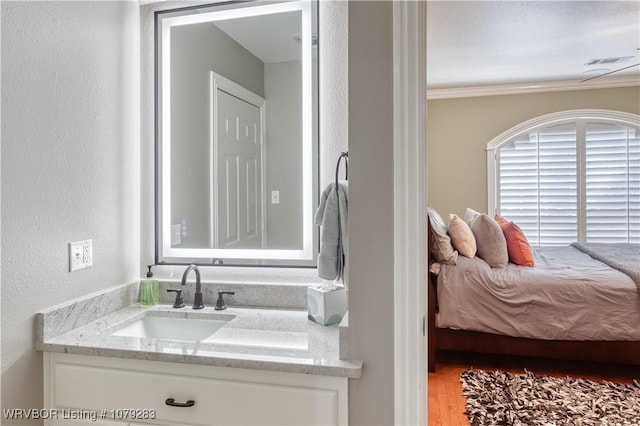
[36, 283, 362, 378]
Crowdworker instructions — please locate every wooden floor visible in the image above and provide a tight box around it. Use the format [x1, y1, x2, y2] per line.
[427, 350, 640, 426]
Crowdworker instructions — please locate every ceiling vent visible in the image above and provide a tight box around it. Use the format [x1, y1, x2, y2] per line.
[585, 56, 634, 66]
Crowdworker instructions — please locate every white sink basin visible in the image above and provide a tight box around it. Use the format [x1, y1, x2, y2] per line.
[110, 314, 233, 341]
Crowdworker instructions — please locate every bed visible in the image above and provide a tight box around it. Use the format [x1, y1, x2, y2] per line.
[427, 214, 640, 372]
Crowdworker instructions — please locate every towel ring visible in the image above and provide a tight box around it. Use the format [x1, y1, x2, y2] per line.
[335, 151, 348, 189]
[333, 151, 348, 282]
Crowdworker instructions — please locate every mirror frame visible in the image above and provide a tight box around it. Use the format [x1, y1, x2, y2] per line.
[155, 1, 317, 265]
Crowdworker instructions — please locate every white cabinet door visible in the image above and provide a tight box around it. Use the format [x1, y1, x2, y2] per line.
[44, 353, 347, 426]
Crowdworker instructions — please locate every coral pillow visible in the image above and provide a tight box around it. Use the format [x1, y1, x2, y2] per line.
[469, 214, 508, 268]
[448, 214, 477, 258]
[493, 214, 508, 226]
[494, 214, 535, 267]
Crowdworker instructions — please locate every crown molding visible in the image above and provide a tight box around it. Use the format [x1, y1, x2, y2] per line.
[426, 74, 640, 100]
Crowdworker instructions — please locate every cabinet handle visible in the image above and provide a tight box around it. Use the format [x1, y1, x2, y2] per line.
[165, 398, 196, 407]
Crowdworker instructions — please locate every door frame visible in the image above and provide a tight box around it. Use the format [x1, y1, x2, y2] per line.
[210, 71, 267, 249]
[393, 1, 427, 425]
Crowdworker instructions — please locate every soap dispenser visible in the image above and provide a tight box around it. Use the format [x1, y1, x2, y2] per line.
[139, 265, 160, 306]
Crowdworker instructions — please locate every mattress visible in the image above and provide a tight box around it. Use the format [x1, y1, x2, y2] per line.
[436, 246, 640, 341]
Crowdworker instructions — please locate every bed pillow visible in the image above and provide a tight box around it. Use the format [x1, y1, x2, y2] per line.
[427, 207, 458, 264]
[495, 214, 535, 267]
[469, 214, 508, 268]
[493, 214, 508, 226]
[464, 207, 482, 225]
[448, 214, 477, 258]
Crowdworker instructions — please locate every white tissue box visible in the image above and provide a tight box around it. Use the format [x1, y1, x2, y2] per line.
[307, 286, 347, 326]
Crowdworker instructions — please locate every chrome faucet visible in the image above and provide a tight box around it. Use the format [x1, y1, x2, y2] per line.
[181, 264, 204, 309]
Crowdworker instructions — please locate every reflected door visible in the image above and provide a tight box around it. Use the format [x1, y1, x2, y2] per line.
[214, 89, 264, 249]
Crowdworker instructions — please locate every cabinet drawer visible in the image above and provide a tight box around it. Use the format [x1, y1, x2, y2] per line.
[48, 355, 343, 426]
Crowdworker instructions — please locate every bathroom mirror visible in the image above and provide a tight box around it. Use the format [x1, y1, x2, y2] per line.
[156, 1, 318, 266]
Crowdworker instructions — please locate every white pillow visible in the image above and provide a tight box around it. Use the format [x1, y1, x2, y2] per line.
[448, 214, 477, 258]
[427, 207, 458, 264]
[464, 207, 482, 225]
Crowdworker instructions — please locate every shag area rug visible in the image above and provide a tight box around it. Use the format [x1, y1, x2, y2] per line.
[461, 369, 640, 426]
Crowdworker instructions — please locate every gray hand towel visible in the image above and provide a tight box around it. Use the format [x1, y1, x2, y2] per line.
[315, 181, 349, 281]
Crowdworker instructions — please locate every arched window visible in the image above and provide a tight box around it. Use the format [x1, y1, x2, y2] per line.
[487, 110, 640, 246]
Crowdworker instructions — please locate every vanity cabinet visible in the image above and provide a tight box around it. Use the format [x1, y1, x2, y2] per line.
[44, 353, 348, 426]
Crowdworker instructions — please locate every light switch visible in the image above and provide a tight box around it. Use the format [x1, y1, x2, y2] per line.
[171, 224, 182, 246]
[271, 190, 280, 204]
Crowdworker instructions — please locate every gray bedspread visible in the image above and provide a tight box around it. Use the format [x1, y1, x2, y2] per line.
[437, 246, 640, 340]
[571, 242, 640, 290]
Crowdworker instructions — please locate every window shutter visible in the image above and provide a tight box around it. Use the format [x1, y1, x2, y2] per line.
[631, 130, 640, 244]
[585, 123, 640, 243]
[499, 136, 540, 245]
[499, 124, 577, 246]
[494, 112, 639, 246]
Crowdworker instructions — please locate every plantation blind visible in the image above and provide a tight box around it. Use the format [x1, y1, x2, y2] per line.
[497, 119, 639, 246]
[498, 123, 577, 246]
[585, 123, 640, 243]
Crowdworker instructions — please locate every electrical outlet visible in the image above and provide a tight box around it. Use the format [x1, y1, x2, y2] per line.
[171, 224, 182, 246]
[271, 190, 280, 204]
[69, 239, 93, 272]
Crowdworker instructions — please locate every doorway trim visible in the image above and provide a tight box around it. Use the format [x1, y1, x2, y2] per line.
[393, 1, 427, 425]
[209, 71, 267, 249]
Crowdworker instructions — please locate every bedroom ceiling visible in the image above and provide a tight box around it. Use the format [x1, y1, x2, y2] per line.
[426, 0, 640, 89]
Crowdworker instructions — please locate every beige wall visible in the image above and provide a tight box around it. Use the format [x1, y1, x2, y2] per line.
[427, 86, 640, 218]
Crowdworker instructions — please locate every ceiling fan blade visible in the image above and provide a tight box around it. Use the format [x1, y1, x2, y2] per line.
[580, 63, 640, 83]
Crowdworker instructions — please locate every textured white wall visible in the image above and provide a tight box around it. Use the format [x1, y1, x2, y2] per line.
[0, 1, 140, 421]
[319, 0, 348, 191]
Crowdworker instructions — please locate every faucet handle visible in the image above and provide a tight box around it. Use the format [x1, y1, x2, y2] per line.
[215, 292, 235, 310]
[167, 289, 185, 308]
